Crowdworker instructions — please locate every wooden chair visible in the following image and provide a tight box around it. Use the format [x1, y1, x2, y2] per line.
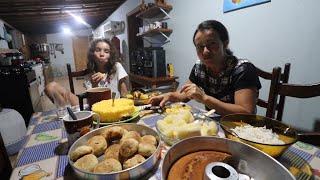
[256, 63, 291, 121]
[66, 63, 90, 94]
[0, 132, 12, 179]
[267, 67, 320, 146]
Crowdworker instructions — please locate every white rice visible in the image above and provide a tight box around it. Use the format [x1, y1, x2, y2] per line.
[231, 124, 285, 145]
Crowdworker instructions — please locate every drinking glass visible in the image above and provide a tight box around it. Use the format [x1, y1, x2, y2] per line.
[52, 91, 71, 119]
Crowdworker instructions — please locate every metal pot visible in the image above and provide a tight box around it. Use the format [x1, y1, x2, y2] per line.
[68, 123, 161, 180]
[38, 43, 49, 52]
[162, 136, 295, 180]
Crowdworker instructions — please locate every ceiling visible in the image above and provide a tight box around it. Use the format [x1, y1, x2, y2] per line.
[0, 0, 126, 34]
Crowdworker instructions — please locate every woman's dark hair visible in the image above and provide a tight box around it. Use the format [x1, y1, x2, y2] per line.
[87, 38, 119, 76]
[193, 20, 233, 55]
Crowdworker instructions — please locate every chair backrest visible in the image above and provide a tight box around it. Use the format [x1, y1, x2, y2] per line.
[267, 67, 320, 120]
[0, 132, 12, 179]
[256, 63, 291, 121]
[66, 63, 90, 94]
[266, 68, 320, 145]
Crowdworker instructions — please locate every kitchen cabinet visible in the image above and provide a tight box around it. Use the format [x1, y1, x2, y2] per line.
[32, 63, 45, 96]
[28, 79, 42, 112]
[0, 66, 37, 125]
[43, 64, 53, 85]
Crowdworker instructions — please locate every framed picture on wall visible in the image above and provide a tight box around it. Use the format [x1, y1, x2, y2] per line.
[223, 0, 271, 13]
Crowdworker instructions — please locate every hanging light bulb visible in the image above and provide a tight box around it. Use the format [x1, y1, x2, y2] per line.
[62, 26, 72, 35]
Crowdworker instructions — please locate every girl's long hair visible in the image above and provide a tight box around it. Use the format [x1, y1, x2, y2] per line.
[87, 38, 119, 76]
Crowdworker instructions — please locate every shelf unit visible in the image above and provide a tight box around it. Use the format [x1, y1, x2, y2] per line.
[136, 6, 172, 20]
[136, 5, 172, 45]
[137, 28, 172, 45]
[137, 28, 172, 37]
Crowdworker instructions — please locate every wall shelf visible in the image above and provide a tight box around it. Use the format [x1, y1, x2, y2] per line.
[137, 28, 172, 45]
[137, 28, 172, 37]
[135, 4, 173, 46]
[136, 6, 172, 20]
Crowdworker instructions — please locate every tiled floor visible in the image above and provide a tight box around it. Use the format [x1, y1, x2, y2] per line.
[9, 75, 86, 167]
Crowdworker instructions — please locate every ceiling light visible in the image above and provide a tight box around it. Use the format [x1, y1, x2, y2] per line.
[62, 27, 72, 35]
[67, 11, 91, 28]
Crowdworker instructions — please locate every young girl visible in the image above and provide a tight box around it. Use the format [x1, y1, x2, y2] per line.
[45, 38, 128, 106]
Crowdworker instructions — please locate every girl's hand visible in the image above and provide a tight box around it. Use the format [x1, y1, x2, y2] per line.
[91, 72, 106, 86]
[180, 83, 206, 103]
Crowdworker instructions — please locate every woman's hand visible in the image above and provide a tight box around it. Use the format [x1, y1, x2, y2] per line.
[149, 94, 169, 107]
[90, 72, 105, 87]
[149, 92, 184, 107]
[180, 83, 207, 103]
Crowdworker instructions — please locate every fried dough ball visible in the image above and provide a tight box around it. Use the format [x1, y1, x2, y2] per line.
[121, 131, 141, 143]
[101, 126, 128, 141]
[104, 144, 121, 161]
[74, 154, 98, 172]
[119, 138, 139, 158]
[141, 135, 157, 146]
[87, 135, 108, 156]
[70, 145, 93, 162]
[123, 154, 146, 169]
[133, 91, 142, 99]
[93, 158, 122, 173]
[138, 142, 157, 157]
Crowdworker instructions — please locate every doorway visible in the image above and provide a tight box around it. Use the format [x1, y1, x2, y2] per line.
[72, 36, 89, 71]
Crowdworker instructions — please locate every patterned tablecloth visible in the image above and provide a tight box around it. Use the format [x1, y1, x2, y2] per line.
[10, 108, 320, 180]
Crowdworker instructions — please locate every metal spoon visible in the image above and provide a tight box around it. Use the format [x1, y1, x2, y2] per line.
[67, 107, 77, 120]
[111, 92, 116, 107]
[219, 123, 241, 138]
[204, 109, 216, 117]
[193, 109, 216, 119]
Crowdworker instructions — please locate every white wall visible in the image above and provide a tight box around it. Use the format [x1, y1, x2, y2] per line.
[96, 0, 320, 130]
[47, 33, 75, 77]
[0, 20, 9, 49]
[168, 0, 320, 130]
[46, 29, 91, 77]
[94, 0, 140, 75]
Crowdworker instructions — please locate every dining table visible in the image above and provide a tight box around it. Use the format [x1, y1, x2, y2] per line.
[9, 105, 320, 180]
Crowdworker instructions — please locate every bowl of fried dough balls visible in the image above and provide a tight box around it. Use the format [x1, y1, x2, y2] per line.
[68, 123, 161, 179]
